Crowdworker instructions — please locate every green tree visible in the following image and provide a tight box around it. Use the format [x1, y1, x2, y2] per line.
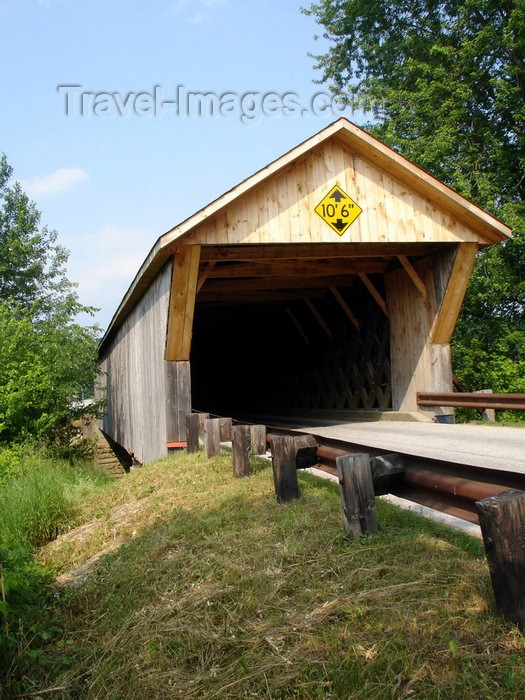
[0, 155, 74, 316]
[304, 0, 525, 402]
[0, 156, 101, 446]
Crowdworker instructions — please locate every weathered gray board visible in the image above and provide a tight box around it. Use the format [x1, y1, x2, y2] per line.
[97, 261, 174, 464]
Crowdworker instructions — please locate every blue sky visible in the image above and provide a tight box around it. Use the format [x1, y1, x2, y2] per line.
[0, 0, 365, 330]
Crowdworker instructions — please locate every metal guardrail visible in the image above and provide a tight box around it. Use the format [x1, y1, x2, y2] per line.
[417, 392, 525, 411]
[265, 424, 525, 525]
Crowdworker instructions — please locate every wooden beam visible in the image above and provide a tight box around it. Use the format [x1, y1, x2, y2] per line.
[197, 261, 215, 292]
[285, 307, 309, 344]
[207, 260, 387, 278]
[201, 275, 358, 293]
[199, 242, 438, 262]
[198, 289, 328, 305]
[397, 255, 427, 299]
[358, 273, 388, 316]
[330, 287, 360, 331]
[305, 298, 332, 338]
[430, 242, 478, 344]
[165, 245, 201, 361]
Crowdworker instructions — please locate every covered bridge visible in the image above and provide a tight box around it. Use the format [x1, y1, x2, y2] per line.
[97, 118, 511, 464]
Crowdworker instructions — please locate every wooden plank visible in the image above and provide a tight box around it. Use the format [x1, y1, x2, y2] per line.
[336, 453, 378, 539]
[270, 436, 300, 502]
[232, 425, 252, 478]
[358, 273, 388, 316]
[430, 242, 478, 344]
[165, 245, 201, 361]
[304, 298, 332, 338]
[164, 361, 191, 444]
[330, 287, 360, 331]
[476, 490, 525, 630]
[398, 255, 427, 298]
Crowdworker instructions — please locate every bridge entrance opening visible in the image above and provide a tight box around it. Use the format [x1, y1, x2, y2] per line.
[190, 273, 391, 421]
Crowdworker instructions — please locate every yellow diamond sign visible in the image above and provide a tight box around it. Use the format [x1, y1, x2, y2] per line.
[314, 184, 362, 236]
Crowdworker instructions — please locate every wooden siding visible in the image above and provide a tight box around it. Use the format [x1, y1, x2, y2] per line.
[176, 138, 488, 249]
[98, 260, 172, 464]
[385, 254, 453, 414]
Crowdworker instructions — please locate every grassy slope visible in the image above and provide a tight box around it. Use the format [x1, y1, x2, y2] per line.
[36, 451, 525, 699]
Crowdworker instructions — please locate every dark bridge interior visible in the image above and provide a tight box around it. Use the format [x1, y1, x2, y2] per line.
[190, 252, 392, 420]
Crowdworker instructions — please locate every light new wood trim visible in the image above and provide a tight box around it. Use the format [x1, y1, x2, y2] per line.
[358, 273, 388, 316]
[165, 245, 201, 361]
[430, 242, 478, 344]
[398, 255, 427, 298]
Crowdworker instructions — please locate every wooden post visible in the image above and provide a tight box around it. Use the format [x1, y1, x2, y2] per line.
[250, 425, 267, 455]
[205, 418, 221, 458]
[197, 412, 210, 433]
[294, 434, 319, 469]
[232, 425, 251, 478]
[336, 453, 378, 539]
[475, 490, 525, 629]
[219, 417, 232, 442]
[186, 413, 200, 454]
[270, 436, 300, 503]
[370, 453, 406, 495]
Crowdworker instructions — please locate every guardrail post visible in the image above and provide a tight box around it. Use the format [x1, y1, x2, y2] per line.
[270, 436, 300, 503]
[232, 425, 251, 478]
[336, 453, 378, 539]
[250, 425, 267, 455]
[205, 418, 221, 458]
[186, 413, 200, 453]
[219, 417, 232, 442]
[475, 490, 525, 630]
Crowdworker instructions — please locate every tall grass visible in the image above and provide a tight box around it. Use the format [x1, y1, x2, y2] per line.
[0, 448, 112, 547]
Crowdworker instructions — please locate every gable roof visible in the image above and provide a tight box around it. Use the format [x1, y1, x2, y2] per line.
[100, 118, 512, 348]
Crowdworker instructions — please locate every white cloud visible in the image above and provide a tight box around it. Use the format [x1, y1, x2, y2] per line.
[66, 224, 154, 328]
[21, 167, 88, 197]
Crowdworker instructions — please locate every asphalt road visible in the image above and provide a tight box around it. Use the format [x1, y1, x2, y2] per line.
[304, 421, 525, 473]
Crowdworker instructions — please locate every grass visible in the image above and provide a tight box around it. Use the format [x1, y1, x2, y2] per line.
[0, 449, 112, 547]
[18, 449, 524, 699]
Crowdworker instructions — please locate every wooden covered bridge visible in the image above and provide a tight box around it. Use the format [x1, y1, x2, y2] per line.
[97, 118, 511, 464]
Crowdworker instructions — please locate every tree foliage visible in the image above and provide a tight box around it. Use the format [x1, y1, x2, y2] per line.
[304, 0, 525, 400]
[0, 156, 101, 446]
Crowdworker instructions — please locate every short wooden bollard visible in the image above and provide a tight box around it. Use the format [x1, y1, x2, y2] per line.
[232, 425, 251, 478]
[336, 453, 378, 539]
[204, 418, 221, 458]
[475, 490, 525, 630]
[250, 425, 267, 455]
[270, 436, 300, 503]
[186, 413, 200, 454]
[197, 412, 210, 434]
[219, 417, 232, 442]
[370, 453, 406, 495]
[294, 434, 318, 469]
